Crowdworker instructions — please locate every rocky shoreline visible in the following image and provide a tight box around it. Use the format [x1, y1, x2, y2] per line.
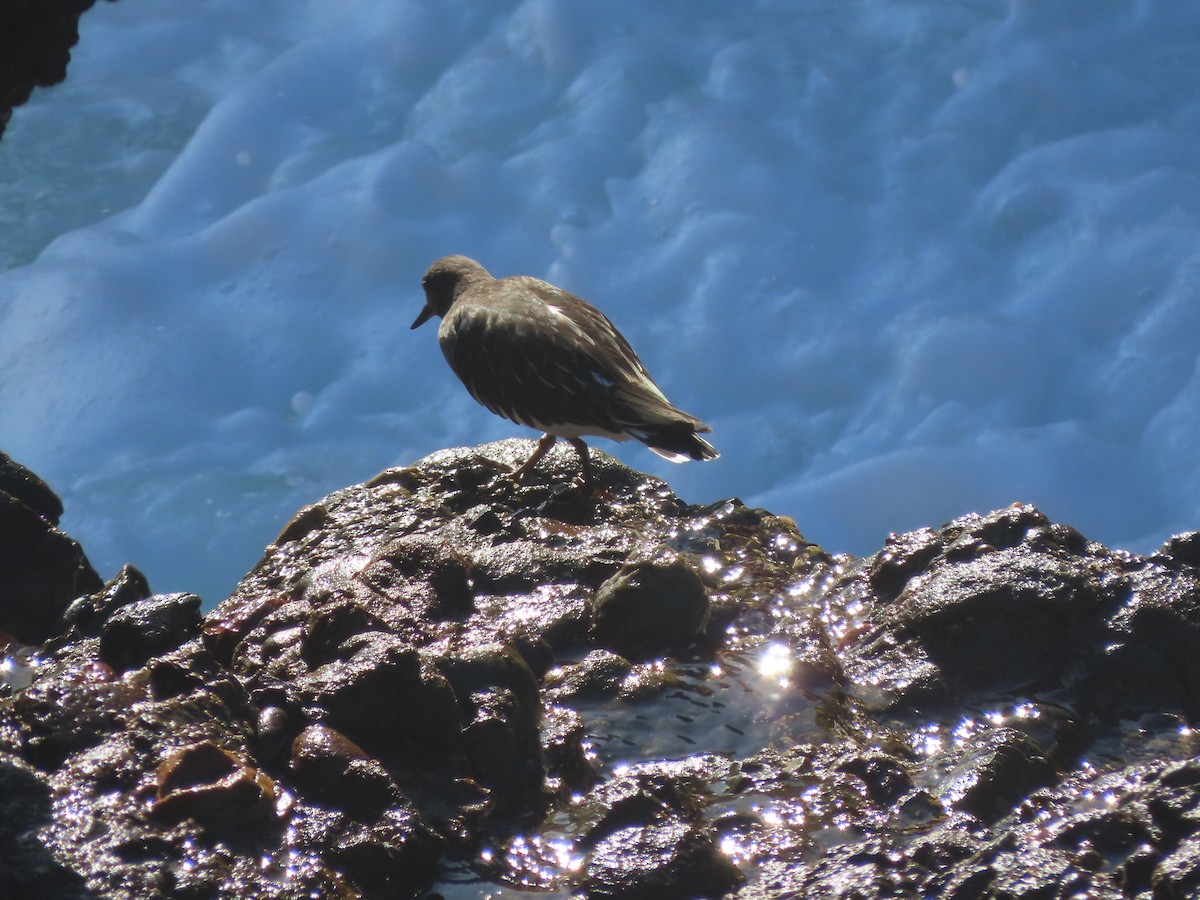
[2, 441, 1200, 898]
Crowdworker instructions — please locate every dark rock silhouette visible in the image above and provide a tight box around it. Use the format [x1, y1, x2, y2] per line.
[0, 451, 102, 643]
[2, 440, 1200, 897]
[0, 0, 114, 138]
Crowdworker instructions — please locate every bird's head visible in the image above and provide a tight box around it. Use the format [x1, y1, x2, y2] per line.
[411, 254, 490, 329]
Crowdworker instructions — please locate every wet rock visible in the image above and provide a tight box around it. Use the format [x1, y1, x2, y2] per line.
[0, 474, 103, 644]
[584, 817, 742, 899]
[362, 534, 474, 619]
[544, 648, 634, 700]
[299, 600, 390, 668]
[854, 550, 1097, 703]
[540, 703, 593, 794]
[99, 592, 202, 673]
[841, 504, 1128, 709]
[931, 754, 1200, 898]
[290, 631, 462, 756]
[835, 749, 913, 807]
[9, 444, 1200, 898]
[8, 658, 140, 769]
[151, 740, 277, 828]
[0, 754, 89, 896]
[255, 703, 292, 762]
[867, 526, 942, 601]
[574, 762, 711, 843]
[287, 801, 443, 898]
[1154, 832, 1200, 898]
[441, 644, 544, 801]
[291, 724, 397, 817]
[939, 727, 1057, 822]
[286, 721, 447, 891]
[1152, 530, 1200, 571]
[590, 555, 710, 661]
[1089, 562, 1200, 718]
[561, 757, 743, 897]
[61, 564, 152, 635]
[897, 549, 1098, 690]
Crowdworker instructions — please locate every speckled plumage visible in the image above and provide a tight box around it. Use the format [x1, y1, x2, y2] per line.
[412, 255, 718, 488]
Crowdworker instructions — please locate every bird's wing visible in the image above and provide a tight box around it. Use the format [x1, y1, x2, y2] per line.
[541, 289, 710, 433]
[538, 286, 663, 394]
[439, 298, 629, 433]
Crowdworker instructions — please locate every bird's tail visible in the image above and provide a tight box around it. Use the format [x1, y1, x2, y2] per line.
[613, 384, 719, 462]
[626, 413, 720, 462]
[642, 430, 720, 463]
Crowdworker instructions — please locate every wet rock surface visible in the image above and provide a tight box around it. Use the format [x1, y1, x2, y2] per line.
[2, 440, 1200, 897]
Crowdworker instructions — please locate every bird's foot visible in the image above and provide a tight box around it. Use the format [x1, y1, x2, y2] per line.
[526, 480, 607, 521]
[552, 475, 611, 503]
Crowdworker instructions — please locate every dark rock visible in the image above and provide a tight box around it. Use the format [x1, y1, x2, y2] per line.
[939, 727, 1057, 822]
[255, 703, 292, 762]
[1154, 832, 1200, 898]
[867, 526, 942, 600]
[99, 592, 202, 672]
[62, 564, 152, 634]
[1152, 530, 1200, 571]
[361, 534, 474, 619]
[9, 443, 1200, 899]
[540, 703, 594, 794]
[590, 555, 710, 661]
[441, 644, 544, 801]
[146, 657, 205, 700]
[151, 740, 277, 828]
[583, 817, 742, 899]
[835, 750, 913, 807]
[510, 632, 555, 679]
[947, 846, 1100, 899]
[0, 451, 64, 523]
[544, 648, 634, 700]
[841, 503, 1135, 710]
[9, 657, 138, 769]
[291, 631, 462, 756]
[575, 762, 712, 846]
[1090, 562, 1200, 718]
[891, 548, 1099, 693]
[0, 0, 113, 139]
[0, 485, 103, 643]
[0, 755, 89, 897]
[290, 723, 400, 818]
[299, 600, 390, 668]
[287, 801, 443, 898]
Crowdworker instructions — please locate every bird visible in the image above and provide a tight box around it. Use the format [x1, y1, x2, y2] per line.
[411, 255, 718, 492]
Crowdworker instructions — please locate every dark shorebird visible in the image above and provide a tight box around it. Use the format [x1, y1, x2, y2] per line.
[411, 255, 718, 491]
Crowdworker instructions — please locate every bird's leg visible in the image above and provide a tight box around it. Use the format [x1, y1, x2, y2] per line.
[567, 438, 595, 493]
[511, 433, 558, 485]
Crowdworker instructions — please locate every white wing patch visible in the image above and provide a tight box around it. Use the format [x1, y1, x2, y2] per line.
[545, 304, 599, 348]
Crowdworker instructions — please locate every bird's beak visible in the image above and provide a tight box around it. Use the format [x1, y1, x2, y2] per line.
[411, 303, 436, 329]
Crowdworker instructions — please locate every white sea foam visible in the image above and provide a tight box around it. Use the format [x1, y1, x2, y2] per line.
[1, 0, 1197, 603]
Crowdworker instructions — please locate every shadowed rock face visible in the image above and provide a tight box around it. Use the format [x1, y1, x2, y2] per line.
[0, 451, 102, 643]
[0, 0, 113, 138]
[2, 440, 1200, 898]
